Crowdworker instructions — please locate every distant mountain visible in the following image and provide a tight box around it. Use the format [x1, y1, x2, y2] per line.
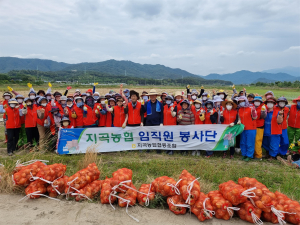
[203, 70, 300, 84]
[0, 57, 70, 73]
[262, 66, 300, 77]
[252, 78, 277, 83]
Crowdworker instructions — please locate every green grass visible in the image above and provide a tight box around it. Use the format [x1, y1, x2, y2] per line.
[1, 150, 299, 201]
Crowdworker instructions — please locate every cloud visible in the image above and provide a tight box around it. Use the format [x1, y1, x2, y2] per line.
[0, 0, 299, 75]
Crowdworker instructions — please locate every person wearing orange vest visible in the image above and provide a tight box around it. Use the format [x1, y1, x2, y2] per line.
[160, 92, 168, 106]
[287, 96, 300, 153]
[96, 96, 108, 127]
[192, 99, 204, 125]
[0, 98, 22, 155]
[277, 97, 290, 157]
[57, 96, 67, 112]
[82, 96, 100, 127]
[73, 97, 84, 128]
[15, 95, 27, 148]
[220, 99, 239, 159]
[174, 91, 184, 114]
[107, 97, 128, 127]
[125, 90, 144, 127]
[262, 97, 284, 160]
[141, 91, 149, 125]
[237, 96, 257, 162]
[63, 98, 77, 128]
[163, 95, 177, 126]
[60, 116, 73, 129]
[2, 92, 13, 143]
[22, 98, 39, 151]
[253, 96, 267, 160]
[36, 97, 49, 149]
[105, 98, 115, 127]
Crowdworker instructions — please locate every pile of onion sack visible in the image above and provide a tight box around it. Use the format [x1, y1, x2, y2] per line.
[12, 161, 300, 224]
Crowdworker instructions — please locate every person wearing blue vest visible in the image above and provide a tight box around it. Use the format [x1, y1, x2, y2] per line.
[142, 89, 164, 154]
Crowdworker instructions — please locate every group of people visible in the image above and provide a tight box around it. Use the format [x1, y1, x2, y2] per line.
[1, 83, 300, 167]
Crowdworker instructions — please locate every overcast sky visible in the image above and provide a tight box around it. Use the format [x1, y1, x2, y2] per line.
[0, 0, 299, 75]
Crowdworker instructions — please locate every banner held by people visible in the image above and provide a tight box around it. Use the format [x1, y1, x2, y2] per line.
[57, 124, 244, 154]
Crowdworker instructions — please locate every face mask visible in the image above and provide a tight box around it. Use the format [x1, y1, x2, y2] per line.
[9, 103, 16, 108]
[215, 102, 221, 106]
[239, 102, 246, 107]
[206, 104, 212, 109]
[267, 103, 274, 109]
[67, 103, 73, 107]
[266, 95, 272, 99]
[176, 98, 181, 102]
[41, 103, 47, 107]
[278, 102, 285, 108]
[166, 100, 171, 105]
[47, 96, 52, 100]
[30, 95, 35, 100]
[192, 95, 197, 100]
[226, 105, 232, 110]
[76, 102, 84, 108]
[195, 104, 201, 109]
[17, 99, 23, 103]
[86, 93, 91, 96]
[219, 94, 225, 99]
[125, 92, 130, 97]
[60, 100, 66, 105]
[143, 96, 148, 100]
[94, 96, 99, 100]
[26, 102, 32, 106]
[4, 96, 10, 100]
[254, 102, 261, 107]
[101, 100, 105, 104]
[202, 96, 207, 101]
[63, 121, 69, 127]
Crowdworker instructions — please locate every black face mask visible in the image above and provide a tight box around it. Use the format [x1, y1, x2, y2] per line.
[86, 99, 94, 108]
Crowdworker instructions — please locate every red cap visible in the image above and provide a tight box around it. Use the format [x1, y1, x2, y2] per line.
[86, 89, 93, 93]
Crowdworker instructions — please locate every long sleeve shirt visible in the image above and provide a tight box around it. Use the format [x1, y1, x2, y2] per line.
[142, 100, 163, 125]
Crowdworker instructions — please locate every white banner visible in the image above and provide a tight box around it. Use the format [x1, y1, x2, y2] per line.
[57, 124, 244, 154]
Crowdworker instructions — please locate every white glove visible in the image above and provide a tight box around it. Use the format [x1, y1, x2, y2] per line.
[237, 121, 241, 125]
[160, 123, 163, 127]
[229, 122, 234, 127]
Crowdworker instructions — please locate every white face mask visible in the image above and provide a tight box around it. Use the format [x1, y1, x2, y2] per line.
[47, 96, 52, 100]
[267, 103, 274, 109]
[202, 96, 207, 101]
[166, 100, 171, 105]
[86, 93, 91, 96]
[101, 101, 105, 104]
[143, 96, 148, 100]
[67, 103, 73, 107]
[278, 102, 285, 108]
[191, 95, 197, 100]
[195, 103, 201, 109]
[4, 96, 10, 100]
[41, 103, 47, 107]
[226, 105, 232, 110]
[9, 103, 16, 108]
[17, 99, 23, 103]
[254, 101, 261, 107]
[176, 98, 181, 102]
[30, 95, 35, 100]
[26, 102, 32, 106]
[63, 121, 69, 127]
[215, 102, 221, 106]
[219, 94, 225, 99]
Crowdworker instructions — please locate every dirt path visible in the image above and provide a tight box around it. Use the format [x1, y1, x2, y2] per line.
[0, 194, 277, 225]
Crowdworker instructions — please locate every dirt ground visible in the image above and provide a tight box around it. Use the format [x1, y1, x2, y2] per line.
[0, 194, 278, 225]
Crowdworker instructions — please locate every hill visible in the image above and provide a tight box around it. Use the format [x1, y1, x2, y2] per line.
[0, 57, 70, 73]
[262, 66, 300, 77]
[203, 70, 300, 84]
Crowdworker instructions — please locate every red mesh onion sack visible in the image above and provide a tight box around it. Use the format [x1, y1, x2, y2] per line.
[275, 191, 300, 225]
[237, 200, 262, 224]
[219, 180, 253, 206]
[167, 195, 189, 215]
[101, 178, 116, 204]
[65, 163, 100, 194]
[238, 177, 276, 213]
[137, 184, 155, 206]
[74, 180, 103, 201]
[47, 175, 68, 198]
[112, 168, 133, 192]
[178, 169, 200, 205]
[191, 192, 214, 221]
[36, 163, 67, 182]
[261, 199, 286, 224]
[25, 179, 48, 199]
[13, 161, 46, 186]
[152, 176, 179, 197]
[118, 184, 137, 208]
[208, 190, 236, 220]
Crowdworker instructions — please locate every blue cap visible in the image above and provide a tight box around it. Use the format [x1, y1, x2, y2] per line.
[253, 96, 263, 102]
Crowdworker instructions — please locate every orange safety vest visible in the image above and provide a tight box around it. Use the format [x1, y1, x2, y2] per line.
[36, 106, 48, 126]
[288, 105, 300, 129]
[74, 105, 84, 127]
[5, 107, 21, 129]
[255, 104, 265, 128]
[270, 107, 282, 135]
[113, 106, 125, 127]
[83, 105, 97, 126]
[238, 107, 256, 130]
[24, 105, 38, 128]
[204, 108, 216, 124]
[127, 101, 142, 125]
[192, 107, 204, 125]
[106, 111, 112, 127]
[163, 104, 177, 125]
[281, 106, 289, 130]
[222, 109, 237, 125]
